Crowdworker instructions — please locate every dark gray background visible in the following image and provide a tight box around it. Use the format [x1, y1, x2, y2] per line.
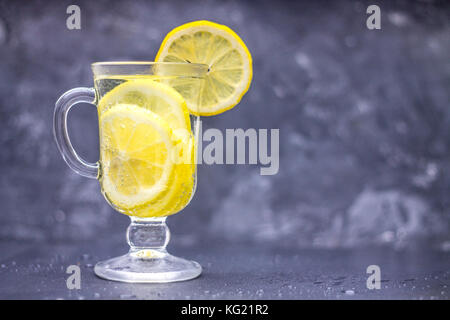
[1, 0, 449, 252]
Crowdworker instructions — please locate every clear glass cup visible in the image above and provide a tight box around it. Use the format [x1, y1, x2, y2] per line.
[53, 62, 208, 283]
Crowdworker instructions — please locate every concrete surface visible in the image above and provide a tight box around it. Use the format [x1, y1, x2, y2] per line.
[0, 238, 449, 299]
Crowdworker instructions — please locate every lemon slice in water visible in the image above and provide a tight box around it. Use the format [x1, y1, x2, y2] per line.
[98, 79, 191, 131]
[99, 104, 176, 210]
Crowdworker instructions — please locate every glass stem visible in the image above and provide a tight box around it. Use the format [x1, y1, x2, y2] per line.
[127, 217, 170, 254]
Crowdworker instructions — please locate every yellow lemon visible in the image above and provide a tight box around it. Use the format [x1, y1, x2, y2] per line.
[98, 78, 191, 131]
[99, 104, 176, 211]
[156, 20, 253, 116]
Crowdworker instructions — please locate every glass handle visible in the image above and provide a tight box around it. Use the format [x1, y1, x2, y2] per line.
[53, 87, 99, 179]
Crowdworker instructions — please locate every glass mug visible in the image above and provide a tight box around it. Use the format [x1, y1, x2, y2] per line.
[54, 62, 207, 283]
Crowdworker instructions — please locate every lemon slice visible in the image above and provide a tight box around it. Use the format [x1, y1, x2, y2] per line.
[155, 20, 253, 116]
[98, 79, 191, 131]
[99, 104, 175, 210]
[161, 138, 196, 216]
[133, 140, 196, 218]
[168, 163, 196, 215]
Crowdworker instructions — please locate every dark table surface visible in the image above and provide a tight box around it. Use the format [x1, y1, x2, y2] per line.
[0, 237, 449, 300]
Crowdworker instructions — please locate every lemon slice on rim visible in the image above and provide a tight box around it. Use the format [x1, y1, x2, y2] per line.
[155, 20, 253, 116]
[99, 104, 176, 210]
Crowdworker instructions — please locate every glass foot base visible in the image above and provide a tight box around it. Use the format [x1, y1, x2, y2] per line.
[94, 250, 202, 283]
